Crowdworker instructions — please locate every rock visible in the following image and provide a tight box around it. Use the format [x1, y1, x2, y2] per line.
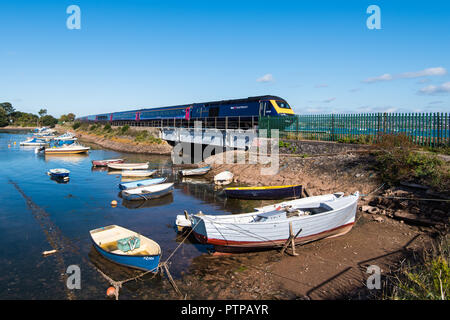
[393, 189, 411, 197]
[410, 207, 421, 214]
[373, 216, 384, 223]
[361, 205, 379, 214]
[393, 211, 436, 226]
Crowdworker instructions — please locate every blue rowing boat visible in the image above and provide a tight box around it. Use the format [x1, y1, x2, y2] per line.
[89, 225, 161, 272]
[118, 177, 167, 190]
[224, 184, 303, 200]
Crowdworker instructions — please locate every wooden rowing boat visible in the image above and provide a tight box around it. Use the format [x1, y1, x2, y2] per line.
[121, 183, 174, 201]
[224, 185, 303, 200]
[118, 177, 167, 190]
[92, 159, 125, 167]
[179, 165, 211, 176]
[89, 225, 161, 271]
[120, 170, 157, 177]
[178, 192, 359, 252]
[107, 163, 149, 170]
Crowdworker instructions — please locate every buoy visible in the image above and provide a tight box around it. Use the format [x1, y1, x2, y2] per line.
[106, 286, 116, 297]
[111, 200, 118, 207]
[14, 141, 16, 145]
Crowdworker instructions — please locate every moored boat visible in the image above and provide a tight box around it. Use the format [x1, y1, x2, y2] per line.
[214, 171, 233, 186]
[178, 192, 359, 252]
[121, 183, 174, 201]
[20, 137, 48, 146]
[44, 143, 90, 154]
[54, 132, 76, 141]
[47, 168, 70, 181]
[107, 162, 149, 170]
[118, 177, 167, 190]
[89, 225, 161, 271]
[224, 185, 303, 200]
[120, 170, 157, 177]
[179, 165, 211, 176]
[92, 159, 125, 167]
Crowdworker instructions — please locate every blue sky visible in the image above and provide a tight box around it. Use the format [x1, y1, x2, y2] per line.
[1, 0, 449, 117]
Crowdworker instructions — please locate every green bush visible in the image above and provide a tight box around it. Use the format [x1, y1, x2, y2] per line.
[103, 123, 112, 132]
[72, 122, 81, 130]
[374, 133, 449, 191]
[120, 125, 130, 135]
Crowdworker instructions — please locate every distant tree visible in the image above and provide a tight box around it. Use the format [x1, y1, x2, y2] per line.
[41, 115, 58, 127]
[0, 102, 14, 115]
[38, 109, 47, 118]
[67, 113, 75, 122]
[59, 113, 76, 123]
[59, 114, 69, 123]
[0, 107, 9, 127]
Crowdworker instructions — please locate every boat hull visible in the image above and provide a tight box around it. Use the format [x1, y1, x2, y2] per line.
[119, 177, 167, 190]
[45, 148, 89, 154]
[107, 163, 149, 170]
[180, 166, 211, 176]
[191, 193, 359, 252]
[49, 172, 70, 178]
[122, 185, 174, 201]
[120, 170, 156, 177]
[225, 185, 303, 200]
[193, 222, 354, 253]
[92, 159, 125, 167]
[92, 242, 160, 272]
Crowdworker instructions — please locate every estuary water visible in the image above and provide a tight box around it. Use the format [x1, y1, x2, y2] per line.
[0, 130, 264, 299]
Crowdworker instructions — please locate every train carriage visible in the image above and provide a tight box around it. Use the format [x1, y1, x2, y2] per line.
[77, 95, 295, 129]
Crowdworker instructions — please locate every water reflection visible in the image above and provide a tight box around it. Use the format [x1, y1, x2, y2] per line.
[121, 194, 174, 209]
[49, 176, 70, 184]
[43, 153, 89, 163]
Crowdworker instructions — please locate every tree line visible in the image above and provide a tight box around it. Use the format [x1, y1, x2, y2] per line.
[0, 102, 75, 128]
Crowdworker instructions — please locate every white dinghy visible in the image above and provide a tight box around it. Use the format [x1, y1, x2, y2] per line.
[178, 192, 359, 252]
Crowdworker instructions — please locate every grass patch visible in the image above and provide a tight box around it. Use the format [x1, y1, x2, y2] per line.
[279, 140, 297, 153]
[385, 238, 449, 300]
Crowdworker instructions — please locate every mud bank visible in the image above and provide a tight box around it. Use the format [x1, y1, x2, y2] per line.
[55, 126, 173, 155]
[200, 149, 379, 197]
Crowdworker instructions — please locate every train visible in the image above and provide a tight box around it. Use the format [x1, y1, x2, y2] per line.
[76, 95, 295, 129]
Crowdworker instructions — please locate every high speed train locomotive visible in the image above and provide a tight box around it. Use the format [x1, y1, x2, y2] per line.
[77, 95, 295, 129]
